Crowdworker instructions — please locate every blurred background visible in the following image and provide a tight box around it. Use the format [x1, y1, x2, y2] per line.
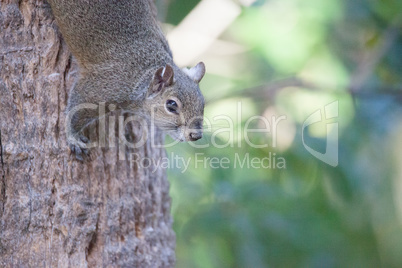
[160, 0, 402, 267]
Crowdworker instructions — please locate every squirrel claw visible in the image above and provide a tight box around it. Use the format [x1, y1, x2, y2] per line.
[69, 135, 91, 161]
[70, 144, 89, 161]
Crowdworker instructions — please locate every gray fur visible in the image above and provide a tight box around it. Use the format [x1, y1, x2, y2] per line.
[48, 0, 205, 159]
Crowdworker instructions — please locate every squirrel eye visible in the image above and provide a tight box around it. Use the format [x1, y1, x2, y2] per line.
[165, 99, 178, 114]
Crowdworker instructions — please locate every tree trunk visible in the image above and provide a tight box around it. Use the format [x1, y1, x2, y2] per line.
[0, 1, 175, 267]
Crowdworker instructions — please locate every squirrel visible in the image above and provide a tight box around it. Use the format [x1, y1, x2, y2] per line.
[48, 0, 206, 160]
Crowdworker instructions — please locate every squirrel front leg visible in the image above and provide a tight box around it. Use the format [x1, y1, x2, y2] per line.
[65, 72, 142, 160]
[65, 78, 105, 160]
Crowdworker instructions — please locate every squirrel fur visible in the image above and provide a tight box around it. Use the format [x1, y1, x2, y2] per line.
[48, 0, 206, 159]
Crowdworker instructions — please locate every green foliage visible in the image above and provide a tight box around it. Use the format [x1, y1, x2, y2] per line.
[166, 0, 201, 25]
[165, 0, 402, 267]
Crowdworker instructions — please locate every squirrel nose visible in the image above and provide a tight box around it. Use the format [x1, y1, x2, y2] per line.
[189, 132, 202, 141]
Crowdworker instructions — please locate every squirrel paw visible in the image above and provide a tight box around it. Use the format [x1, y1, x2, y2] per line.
[69, 135, 91, 161]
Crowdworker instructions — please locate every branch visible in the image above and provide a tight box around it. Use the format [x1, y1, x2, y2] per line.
[207, 77, 402, 105]
[349, 15, 402, 94]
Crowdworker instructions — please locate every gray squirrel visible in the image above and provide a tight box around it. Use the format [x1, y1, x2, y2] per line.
[48, 0, 206, 160]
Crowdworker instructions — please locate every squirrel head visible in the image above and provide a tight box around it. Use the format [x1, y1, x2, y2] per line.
[144, 62, 206, 142]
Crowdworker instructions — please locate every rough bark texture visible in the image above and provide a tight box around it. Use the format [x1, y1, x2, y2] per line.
[0, 1, 175, 267]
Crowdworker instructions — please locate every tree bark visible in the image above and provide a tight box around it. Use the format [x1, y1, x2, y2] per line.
[0, 1, 175, 267]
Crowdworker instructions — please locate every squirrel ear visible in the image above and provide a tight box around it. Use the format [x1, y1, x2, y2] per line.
[182, 62, 206, 83]
[160, 64, 174, 86]
[148, 64, 175, 98]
